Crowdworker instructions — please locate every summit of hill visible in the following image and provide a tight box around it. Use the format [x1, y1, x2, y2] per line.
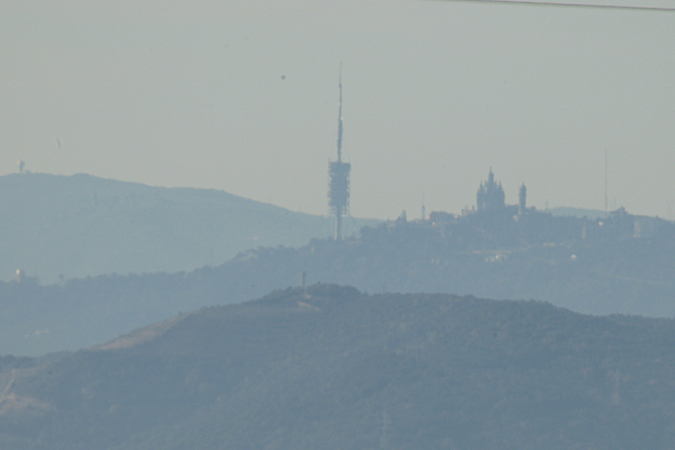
[3, 285, 675, 449]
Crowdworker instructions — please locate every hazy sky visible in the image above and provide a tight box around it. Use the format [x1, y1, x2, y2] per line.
[2, 0, 674, 220]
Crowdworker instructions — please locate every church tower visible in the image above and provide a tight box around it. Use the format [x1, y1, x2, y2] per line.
[476, 168, 505, 212]
[518, 183, 527, 216]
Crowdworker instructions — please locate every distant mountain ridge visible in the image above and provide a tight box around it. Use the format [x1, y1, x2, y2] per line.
[3, 199, 675, 357]
[3, 285, 675, 450]
[0, 173, 378, 283]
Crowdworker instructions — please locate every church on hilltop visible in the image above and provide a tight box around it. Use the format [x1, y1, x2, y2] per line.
[475, 169, 527, 216]
[476, 169, 506, 213]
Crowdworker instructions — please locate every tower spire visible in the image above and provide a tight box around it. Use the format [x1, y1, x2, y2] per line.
[328, 64, 351, 240]
[337, 64, 343, 163]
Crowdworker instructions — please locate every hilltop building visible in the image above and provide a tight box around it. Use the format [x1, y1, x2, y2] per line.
[360, 166, 675, 255]
[476, 169, 505, 213]
[518, 183, 527, 216]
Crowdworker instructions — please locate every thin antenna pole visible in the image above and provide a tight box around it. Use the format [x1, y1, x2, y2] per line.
[337, 64, 343, 163]
[605, 148, 607, 217]
[422, 193, 426, 221]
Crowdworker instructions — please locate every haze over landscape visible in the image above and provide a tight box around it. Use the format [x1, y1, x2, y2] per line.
[2, 0, 675, 219]
[2, 1, 675, 449]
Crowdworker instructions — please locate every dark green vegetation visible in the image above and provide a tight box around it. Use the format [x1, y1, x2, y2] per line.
[0, 173, 375, 283]
[2, 285, 675, 450]
[3, 202, 675, 356]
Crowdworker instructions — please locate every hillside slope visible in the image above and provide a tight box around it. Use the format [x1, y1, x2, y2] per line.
[0, 173, 376, 283]
[3, 205, 675, 357]
[2, 285, 675, 450]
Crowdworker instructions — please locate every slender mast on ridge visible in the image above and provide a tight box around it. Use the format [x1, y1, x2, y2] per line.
[328, 66, 351, 240]
[337, 69, 343, 162]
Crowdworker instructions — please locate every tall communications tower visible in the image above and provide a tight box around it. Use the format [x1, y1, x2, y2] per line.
[328, 69, 351, 240]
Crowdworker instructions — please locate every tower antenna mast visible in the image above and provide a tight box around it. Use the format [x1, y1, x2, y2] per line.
[328, 65, 351, 240]
[337, 65, 344, 163]
[605, 148, 607, 217]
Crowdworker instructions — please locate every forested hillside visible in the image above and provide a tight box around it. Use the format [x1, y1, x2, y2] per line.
[2, 205, 674, 356]
[2, 285, 675, 450]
